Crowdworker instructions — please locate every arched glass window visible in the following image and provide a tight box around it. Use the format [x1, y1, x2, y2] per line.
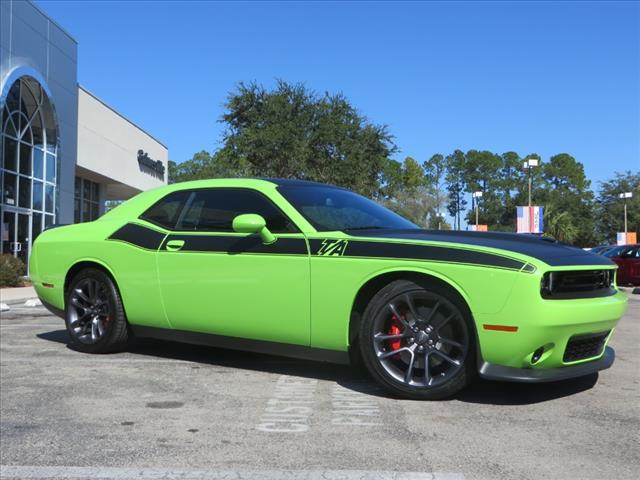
[1, 75, 58, 263]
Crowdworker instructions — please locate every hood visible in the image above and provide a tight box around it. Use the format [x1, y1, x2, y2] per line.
[344, 229, 614, 267]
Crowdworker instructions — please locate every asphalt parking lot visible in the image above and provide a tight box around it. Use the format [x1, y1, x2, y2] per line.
[1, 292, 638, 480]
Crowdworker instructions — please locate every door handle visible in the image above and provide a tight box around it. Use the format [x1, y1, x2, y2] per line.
[165, 239, 185, 251]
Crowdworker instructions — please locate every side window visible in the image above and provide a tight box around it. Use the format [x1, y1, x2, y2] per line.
[139, 190, 191, 229]
[176, 189, 297, 233]
[619, 247, 636, 258]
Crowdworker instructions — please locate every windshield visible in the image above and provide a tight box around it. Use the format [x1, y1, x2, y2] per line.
[603, 246, 628, 257]
[278, 185, 418, 232]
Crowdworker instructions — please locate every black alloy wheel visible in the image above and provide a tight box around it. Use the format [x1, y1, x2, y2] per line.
[65, 268, 129, 353]
[360, 280, 474, 399]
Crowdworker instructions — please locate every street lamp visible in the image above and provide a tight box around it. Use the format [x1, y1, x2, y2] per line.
[472, 191, 483, 229]
[523, 158, 539, 233]
[619, 192, 633, 238]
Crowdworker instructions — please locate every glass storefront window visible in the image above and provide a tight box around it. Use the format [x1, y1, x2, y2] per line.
[3, 111, 17, 138]
[46, 153, 55, 182]
[32, 213, 43, 241]
[10, 112, 22, 134]
[3, 172, 17, 206]
[3, 138, 17, 171]
[91, 181, 99, 202]
[1, 76, 58, 260]
[82, 200, 91, 222]
[22, 124, 33, 145]
[19, 143, 32, 175]
[74, 177, 102, 222]
[18, 176, 31, 208]
[83, 180, 91, 201]
[45, 184, 55, 213]
[74, 198, 80, 223]
[31, 112, 44, 147]
[33, 148, 44, 179]
[91, 202, 99, 220]
[32, 180, 43, 211]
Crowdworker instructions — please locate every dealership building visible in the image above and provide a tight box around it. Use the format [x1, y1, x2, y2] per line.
[1, 0, 168, 265]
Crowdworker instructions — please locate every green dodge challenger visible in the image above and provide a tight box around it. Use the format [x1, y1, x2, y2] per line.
[30, 178, 628, 399]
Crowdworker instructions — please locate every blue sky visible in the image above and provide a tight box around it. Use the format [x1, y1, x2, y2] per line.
[38, 0, 639, 190]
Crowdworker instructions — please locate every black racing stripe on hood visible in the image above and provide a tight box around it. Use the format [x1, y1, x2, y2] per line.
[309, 239, 526, 270]
[342, 229, 615, 267]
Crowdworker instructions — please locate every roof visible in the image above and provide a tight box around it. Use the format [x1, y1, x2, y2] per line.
[260, 178, 344, 189]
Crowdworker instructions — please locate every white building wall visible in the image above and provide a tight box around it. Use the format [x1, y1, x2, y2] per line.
[77, 86, 168, 200]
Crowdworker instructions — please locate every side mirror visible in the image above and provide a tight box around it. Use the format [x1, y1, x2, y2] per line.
[232, 213, 276, 245]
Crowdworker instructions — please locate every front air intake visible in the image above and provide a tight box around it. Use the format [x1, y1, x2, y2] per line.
[541, 270, 616, 299]
[563, 331, 610, 362]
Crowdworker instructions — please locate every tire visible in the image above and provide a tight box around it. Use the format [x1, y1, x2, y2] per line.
[65, 268, 129, 353]
[358, 280, 475, 400]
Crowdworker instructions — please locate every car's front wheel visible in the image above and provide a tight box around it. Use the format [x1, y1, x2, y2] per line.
[359, 280, 474, 400]
[65, 268, 129, 353]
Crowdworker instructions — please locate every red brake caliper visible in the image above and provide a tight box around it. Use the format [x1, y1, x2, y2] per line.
[388, 315, 403, 351]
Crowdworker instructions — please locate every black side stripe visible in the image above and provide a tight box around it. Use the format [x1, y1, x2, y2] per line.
[161, 234, 308, 255]
[108, 223, 522, 269]
[308, 239, 526, 271]
[108, 223, 166, 250]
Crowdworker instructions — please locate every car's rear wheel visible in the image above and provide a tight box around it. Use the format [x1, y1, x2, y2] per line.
[65, 268, 129, 353]
[359, 280, 474, 400]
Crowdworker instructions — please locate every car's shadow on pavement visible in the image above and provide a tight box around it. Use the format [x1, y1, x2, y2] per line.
[37, 329, 598, 405]
[455, 373, 598, 405]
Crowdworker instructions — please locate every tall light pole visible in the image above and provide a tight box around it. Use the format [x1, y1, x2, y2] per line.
[523, 158, 539, 233]
[472, 191, 483, 229]
[619, 192, 633, 240]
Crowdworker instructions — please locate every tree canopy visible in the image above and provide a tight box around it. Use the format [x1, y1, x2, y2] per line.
[217, 80, 396, 197]
[596, 171, 640, 243]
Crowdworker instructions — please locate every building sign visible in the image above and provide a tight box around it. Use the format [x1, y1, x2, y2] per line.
[517, 206, 544, 234]
[137, 150, 165, 177]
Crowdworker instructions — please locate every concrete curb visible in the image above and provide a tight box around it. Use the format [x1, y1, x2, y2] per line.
[1, 298, 42, 308]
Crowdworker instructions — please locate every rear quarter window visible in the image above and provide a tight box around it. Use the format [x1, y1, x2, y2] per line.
[139, 190, 191, 229]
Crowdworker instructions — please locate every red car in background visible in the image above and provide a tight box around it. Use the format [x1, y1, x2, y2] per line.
[604, 244, 640, 286]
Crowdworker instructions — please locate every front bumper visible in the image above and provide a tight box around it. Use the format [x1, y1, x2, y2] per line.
[478, 346, 615, 383]
[474, 265, 627, 370]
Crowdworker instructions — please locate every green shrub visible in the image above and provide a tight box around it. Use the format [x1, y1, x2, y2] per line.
[0, 254, 26, 287]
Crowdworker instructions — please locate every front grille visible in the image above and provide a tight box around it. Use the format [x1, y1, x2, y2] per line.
[541, 270, 616, 299]
[563, 331, 610, 362]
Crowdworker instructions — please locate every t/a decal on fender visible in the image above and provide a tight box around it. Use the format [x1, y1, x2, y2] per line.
[309, 237, 526, 270]
[317, 239, 349, 256]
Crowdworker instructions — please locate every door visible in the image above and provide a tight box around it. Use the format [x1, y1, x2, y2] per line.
[155, 188, 311, 346]
[1, 208, 31, 268]
[618, 246, 640, 285]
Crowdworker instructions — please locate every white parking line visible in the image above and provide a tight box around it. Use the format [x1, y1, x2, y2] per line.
[0, 466, 465, 479]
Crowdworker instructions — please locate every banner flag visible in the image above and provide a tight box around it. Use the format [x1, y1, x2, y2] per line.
[517, 206, 544, 234]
